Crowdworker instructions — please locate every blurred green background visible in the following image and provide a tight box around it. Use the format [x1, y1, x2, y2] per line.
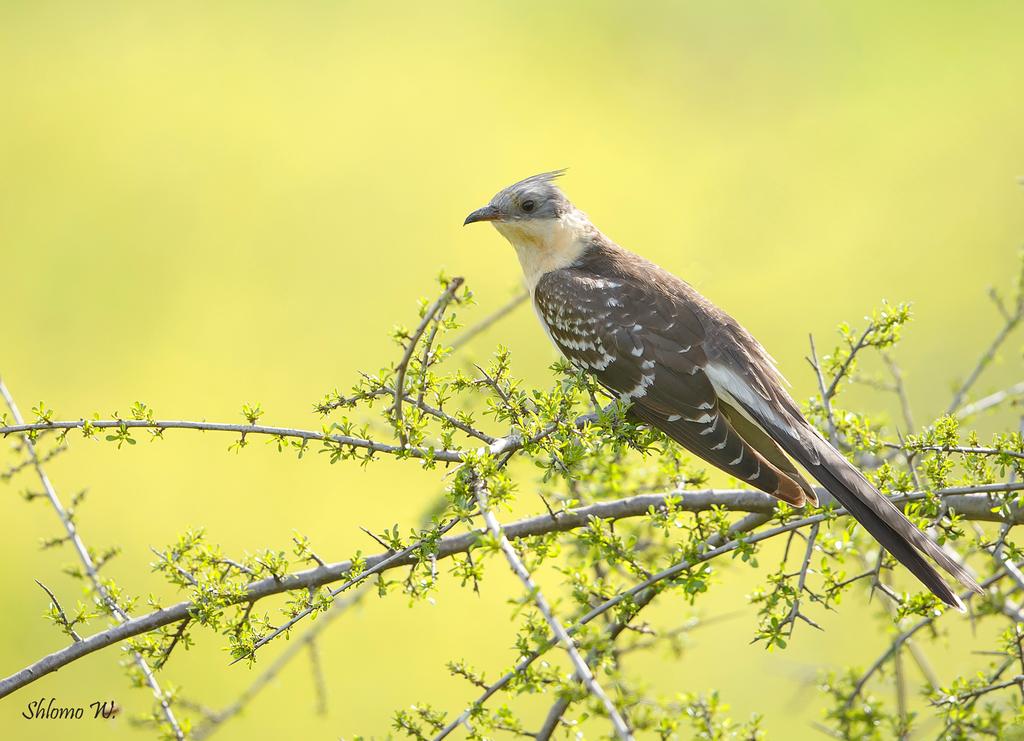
[1, 2, 1022, 739]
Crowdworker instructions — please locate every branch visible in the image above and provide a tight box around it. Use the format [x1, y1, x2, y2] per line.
[3, 482, 1022, 700]
[0, 418, 469, 462]
[880, 442, 1024, 462]
[778, 522, 824, 638]
[0, 377, 185, 740]
[0, 409, 599, 466]
[471, 475, 632, 740]
[191, 592, 365, 740]
[824, 323, 875, 400]
[449, 290, 529, 351]
[808, 334, 838, 444]
[229, 518, 461, 664]
[883, 353, 916, 433]
[392, 276, 464, 444]
[434, 510, 775, 740]
[956, 381, 1024, 419]
[536, 695, 573, 740]
[938, 674, 1024, 704]
[845, 566, 1019, 709]
[318, 386, 497, 444]
[947, 289, 1023, 415]
[1, 441, 66, 481]
[34, 580, 82, 643]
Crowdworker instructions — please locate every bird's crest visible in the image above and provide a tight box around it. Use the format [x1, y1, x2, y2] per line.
[507, 169, 567, 191]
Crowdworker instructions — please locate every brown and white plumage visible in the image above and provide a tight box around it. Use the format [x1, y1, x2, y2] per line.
[465, 171, 981, 608]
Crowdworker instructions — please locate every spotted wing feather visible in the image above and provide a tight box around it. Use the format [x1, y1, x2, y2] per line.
[530, 238, 979, 607]
[533, 268, 806, 504]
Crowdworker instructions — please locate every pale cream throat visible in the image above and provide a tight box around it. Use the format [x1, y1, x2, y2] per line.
[494, 212, 590, 294]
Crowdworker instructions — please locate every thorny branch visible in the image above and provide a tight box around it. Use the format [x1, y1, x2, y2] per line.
[4, 481, 1021, 702]
[34, 579, 82, 643]
[0, 378, 186, 740]
[470, 474, 634, 740]
[844, 566, 1020, 711]
[946, 283, 1023, 415]
[229, 517, 461, 665]
[392, 276, 465, 445]
[449, 289, 529, 351]
[190, 593, 366, 740]
[956, 380, 1024, 419]
[3, 263, 1024, 739]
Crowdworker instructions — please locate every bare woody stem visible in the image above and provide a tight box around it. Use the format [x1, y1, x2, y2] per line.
[0, 410, 600, 466]
[2, 481, 1020, 701]
[0, 418, 467, 462]
[824, 322, 876, 400]
[955, 380, 1024, 419]
[881, 442, 1024, 461]
[191, 593, 366, 741]
[0, 378, 186, 741]
[449, 290, 529, 351]
[228, 517, 461, 665]
[947, 290, 1023, 415]
[433, 510, 776, 741]
[471, 474, 633, 740]
[392, 276, 464, 445]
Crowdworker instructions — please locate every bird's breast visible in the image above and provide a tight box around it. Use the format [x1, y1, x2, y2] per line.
[495, 217, 590, 294]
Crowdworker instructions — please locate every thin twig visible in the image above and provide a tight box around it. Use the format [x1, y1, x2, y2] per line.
[449, 290, 529, 351]
[152, 547, 200, 586]
[0, 377, 185, 740]
[956, 381, 1024, 419]
[319, 386, 497, 444]
[308, 638, 327, 716]
[0, 407, 595, 466]
[1, 442, 67, 481]
[34, 580, 82, 642]
[471, 474, 632, 740]
[808, 335, 838, 444]
[880, 442, 1024, 462]
[845, 566, 1019, 709]
[947, 291, 1023, 415]
[780, 522, 823, 638]
[230, 518, 461, 665]
[824, 323, 876, 400]
[1, 417, 467, 458]
[191, 592, 365, 740]
[893, 632, 908, 741]
[154, 619, 191, 670]
[883, 353, 916, 432]
[393, 277, 464, 444]
[938, 673, 1024, 704]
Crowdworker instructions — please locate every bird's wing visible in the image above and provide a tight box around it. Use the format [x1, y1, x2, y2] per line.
[535, 263, 979, 607]
[533, 268, 809, 505]
[701, 309, 982, 606]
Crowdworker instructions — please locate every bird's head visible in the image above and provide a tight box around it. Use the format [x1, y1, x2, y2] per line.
[464, 171, 593, 288]
[464, 169, 572, 236]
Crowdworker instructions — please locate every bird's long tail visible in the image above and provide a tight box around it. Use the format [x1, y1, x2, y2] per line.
[777, 424, 981, 609]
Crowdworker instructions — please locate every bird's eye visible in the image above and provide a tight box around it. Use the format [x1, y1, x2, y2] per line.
[521, 199, 536, 213]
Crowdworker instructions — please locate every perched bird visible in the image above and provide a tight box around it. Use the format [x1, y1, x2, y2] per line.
[465, 170, 981, 609]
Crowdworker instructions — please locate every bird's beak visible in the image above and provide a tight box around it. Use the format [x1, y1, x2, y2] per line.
[463, 204, 501, 226]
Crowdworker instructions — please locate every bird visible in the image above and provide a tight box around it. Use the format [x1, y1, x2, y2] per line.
[464, 170, 981, 609]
